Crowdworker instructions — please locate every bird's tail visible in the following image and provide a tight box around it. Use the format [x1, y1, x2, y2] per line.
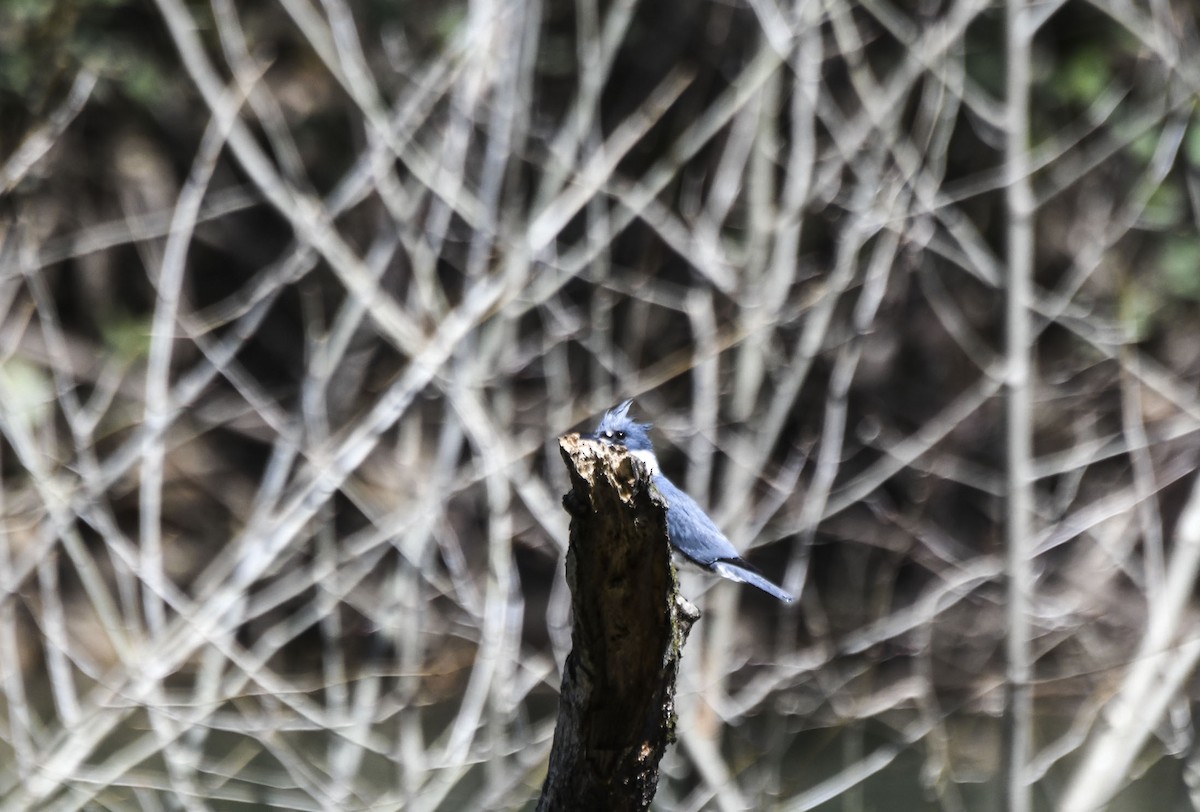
[712, 560, 795, 603]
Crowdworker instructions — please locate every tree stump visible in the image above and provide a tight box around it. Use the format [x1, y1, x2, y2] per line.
[537, 433, 700, 811]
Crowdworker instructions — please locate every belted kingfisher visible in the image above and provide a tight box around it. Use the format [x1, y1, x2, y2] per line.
[586, 399, 795, 603]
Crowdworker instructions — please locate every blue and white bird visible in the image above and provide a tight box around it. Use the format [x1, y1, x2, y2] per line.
[586, 399, 795, 603]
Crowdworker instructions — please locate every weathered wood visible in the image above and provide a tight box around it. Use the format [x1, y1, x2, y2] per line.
[537, 433, 699, 812]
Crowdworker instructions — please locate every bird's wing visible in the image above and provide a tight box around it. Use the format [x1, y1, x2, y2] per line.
[652, 474, 741, 565]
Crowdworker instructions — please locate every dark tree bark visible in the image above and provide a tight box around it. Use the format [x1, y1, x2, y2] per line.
[537, 433, 700, 812]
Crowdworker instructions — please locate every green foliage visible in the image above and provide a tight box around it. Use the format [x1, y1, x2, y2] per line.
[0, 358, 54, 433]
[0, 0, 175, 134]
[1120, 236, 1200, 342]
[1186, 113, 1200, 167]
[1118, 280, 1157, 343]
[1159, 236, 1200, 301]
[1141, 181, 1184, 231]
[1060, 45, 1110, 105]
[101, 312, 154, 362]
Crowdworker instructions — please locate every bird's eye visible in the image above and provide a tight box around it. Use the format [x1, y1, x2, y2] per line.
[614, 431, 626, 440]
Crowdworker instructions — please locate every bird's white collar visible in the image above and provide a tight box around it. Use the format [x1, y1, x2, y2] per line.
[630, 449, 659, 475]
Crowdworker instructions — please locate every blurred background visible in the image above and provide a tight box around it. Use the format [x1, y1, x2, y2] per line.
[2, 0, 1200, 809]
